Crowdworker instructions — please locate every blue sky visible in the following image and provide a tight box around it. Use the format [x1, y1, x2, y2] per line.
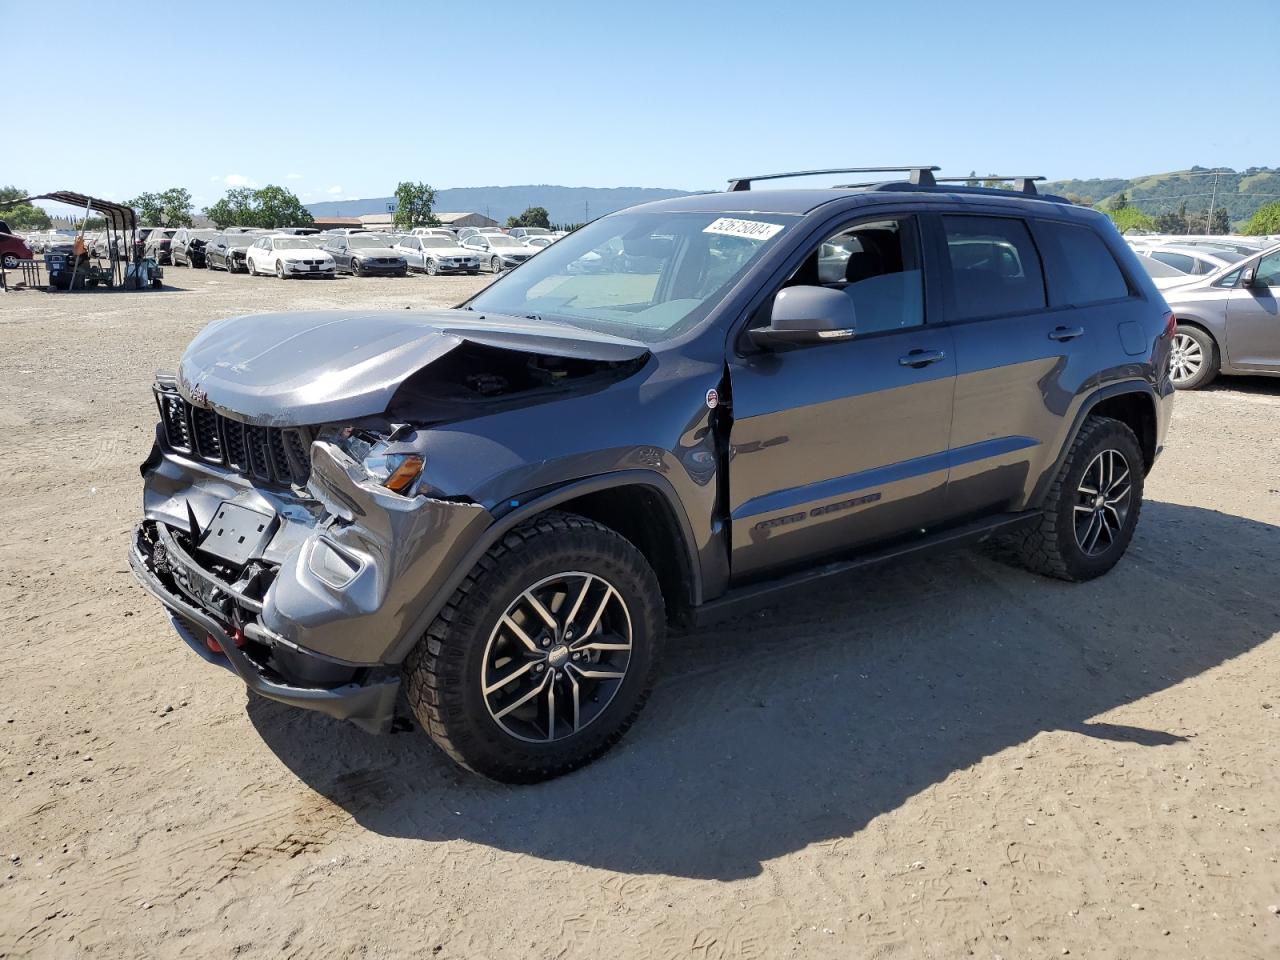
[6, 0, 1276, 211]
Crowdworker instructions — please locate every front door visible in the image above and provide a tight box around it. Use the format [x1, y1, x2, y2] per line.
[727, 216, 956, 580]
[1226, 248, 1280, 370]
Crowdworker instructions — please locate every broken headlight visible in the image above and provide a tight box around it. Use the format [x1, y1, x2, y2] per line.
[323, 426, 425, 496]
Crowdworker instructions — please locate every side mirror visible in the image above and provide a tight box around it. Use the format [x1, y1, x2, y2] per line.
[1241, 265, 1262, 288]
[749, 285, 857, 348]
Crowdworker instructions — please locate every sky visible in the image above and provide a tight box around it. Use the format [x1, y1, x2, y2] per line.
[5, 0, 1277, 214]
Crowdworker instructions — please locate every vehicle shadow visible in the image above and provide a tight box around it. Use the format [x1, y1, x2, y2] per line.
[1205, 375, 1280, 397]
[248, 500, 1279, 880]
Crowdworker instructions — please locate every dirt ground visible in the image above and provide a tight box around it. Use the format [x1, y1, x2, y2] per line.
[1, 266, 1277, 959]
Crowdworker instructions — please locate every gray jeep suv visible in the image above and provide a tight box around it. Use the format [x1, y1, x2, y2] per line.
[130, 166, 1175, 782]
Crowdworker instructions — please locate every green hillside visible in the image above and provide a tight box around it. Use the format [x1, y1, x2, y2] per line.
[1043, 167, 1280, 227]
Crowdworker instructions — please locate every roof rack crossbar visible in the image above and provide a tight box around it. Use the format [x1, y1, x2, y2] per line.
[932, 175, 1045, 195]
[727, 166, 939, 192]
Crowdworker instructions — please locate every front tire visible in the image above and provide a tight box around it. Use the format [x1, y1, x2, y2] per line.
[405, 512, 665, 783]
[995, 415, 1144, 582]
[1170, 324, 1219, 390]
[275, 259, 286, 279]
[425, 258, 437, 276]
[490, 256, 502, 274]
[351, 258, 362, 277]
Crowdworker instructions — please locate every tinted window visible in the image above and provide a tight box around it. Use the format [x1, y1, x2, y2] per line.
[1151, 251, 1195, 273]
[1037, 220, 1130, 303]
[943, 216, 1046, 319]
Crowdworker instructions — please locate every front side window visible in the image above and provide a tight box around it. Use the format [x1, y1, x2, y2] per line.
[1036, 220, 1130, 304]
[943, 216, 1046, 320]
[781, 218, 924, 334]
[467, 210, 794, 343]
[1256, 250, 1280, 286]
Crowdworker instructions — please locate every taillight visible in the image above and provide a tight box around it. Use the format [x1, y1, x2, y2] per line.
[1162, 311, 1176, 338]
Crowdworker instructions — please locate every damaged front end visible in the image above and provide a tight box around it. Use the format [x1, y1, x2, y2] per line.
[129, 309, 652, 733]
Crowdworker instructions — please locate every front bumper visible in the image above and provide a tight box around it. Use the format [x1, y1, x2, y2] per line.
[355, 261, 407, 275]
[130, 437, 492, 731]
[285, 262, 335, 277]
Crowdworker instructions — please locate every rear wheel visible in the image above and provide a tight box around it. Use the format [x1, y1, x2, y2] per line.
[1170, 324, 1219, 390]
[994, 415, 1144, 582]
[405, 512, 665, 783]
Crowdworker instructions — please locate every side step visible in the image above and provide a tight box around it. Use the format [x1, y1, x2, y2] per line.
[691, 511, 1040, 628]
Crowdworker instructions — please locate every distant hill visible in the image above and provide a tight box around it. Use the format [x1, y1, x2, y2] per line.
[1043, 167, 1280, 226]
[307, 184, 696, 226]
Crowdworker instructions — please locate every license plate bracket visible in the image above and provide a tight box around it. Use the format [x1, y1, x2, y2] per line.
[199, 502, 277, 565]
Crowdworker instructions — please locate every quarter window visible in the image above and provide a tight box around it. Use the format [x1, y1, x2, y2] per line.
[943, 216, 1046, 320]
[1035, 220, 1130, 304]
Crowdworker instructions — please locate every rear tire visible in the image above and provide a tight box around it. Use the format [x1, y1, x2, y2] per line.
[404, 511, 665, 783]
[993, 415, 1144, 582]
[1170, 324, 1219, 390]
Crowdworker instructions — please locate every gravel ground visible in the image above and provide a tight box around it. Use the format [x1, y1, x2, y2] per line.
[1, 266, 1277, 959]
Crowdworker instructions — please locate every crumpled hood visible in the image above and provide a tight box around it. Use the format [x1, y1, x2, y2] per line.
[177, 308, 649, 427]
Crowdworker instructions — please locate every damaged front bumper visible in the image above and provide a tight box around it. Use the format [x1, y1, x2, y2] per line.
[129, 433, 492, 733]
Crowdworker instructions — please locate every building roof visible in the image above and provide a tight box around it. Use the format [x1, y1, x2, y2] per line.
[434, 211, 498, 225]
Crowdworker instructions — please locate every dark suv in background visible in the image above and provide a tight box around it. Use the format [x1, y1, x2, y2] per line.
[130, 165, 1174, 782]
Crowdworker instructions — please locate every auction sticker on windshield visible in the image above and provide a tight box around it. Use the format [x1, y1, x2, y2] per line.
[703, 217, 784, 242]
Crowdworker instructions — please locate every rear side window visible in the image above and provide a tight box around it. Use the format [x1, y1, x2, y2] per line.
[1036, 220, 1131, 304]
[1150, 251, 1194, 273]
[942, 216, 1046, 320]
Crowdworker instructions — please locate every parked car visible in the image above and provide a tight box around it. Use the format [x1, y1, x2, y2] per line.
[394, 235, 481, 275]
[1139, 245, 1245, 278]
[244, 235, 336, 279]
[462, 233, 536, 272]
[172, 228, 220, 268]
[521, 235, 557, 249]
[509, 227, 552, 240]
[322, 234, 408, 276]
[129, 166, 1174, 782]
[1, 231, 34, 268]
[410, 227, 458, 239]
[143, 228, 178, 265]
[1159, 242, 1280, 389]
[204, 232, 261, 273]
[1135, 256, 1189, 281]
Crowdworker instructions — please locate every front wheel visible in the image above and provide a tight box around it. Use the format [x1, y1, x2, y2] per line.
[405, 512, 665, 783]
[1170, 325, 1219, 390]
[425, 258, 437, 276]
[994, 415, 1144, 582]
[275, 259, 286, 279]
[490, 256, 502, 274]
[246, 257, 255, 276]
[2, 253, 19, 268]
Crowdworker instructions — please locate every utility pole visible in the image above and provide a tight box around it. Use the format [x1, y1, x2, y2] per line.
[1206, 171, 1220, 235]
[584, 201, 590, 223]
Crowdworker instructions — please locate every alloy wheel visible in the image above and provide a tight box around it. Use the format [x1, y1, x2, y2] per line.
[1073, 448, 1132, 557]
[1169, 332, 1203, 386]
[481, 571, 633, 743]
[491, 256, 501, 273]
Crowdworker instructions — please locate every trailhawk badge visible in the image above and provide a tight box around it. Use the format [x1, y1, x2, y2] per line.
[705, 388, 719, 409]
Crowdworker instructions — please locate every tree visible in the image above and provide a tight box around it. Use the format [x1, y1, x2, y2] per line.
[392, 181, 439, 230]
[0, 185, 52, 230]
[1112, 192, 1129, 211]
[202, 185, 313, 228]
[1241, 200, 1280, 236]
[965, 170, 980, 188]
[129, 187, 194, 227]
[203, 187, 258, 228]
[253, 185, 313, 228]
[1102, 205, 1156, 234]
[507, 206, 551, 229]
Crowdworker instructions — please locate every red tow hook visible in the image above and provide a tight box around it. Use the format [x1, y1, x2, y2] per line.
[205, 628, 245, 654]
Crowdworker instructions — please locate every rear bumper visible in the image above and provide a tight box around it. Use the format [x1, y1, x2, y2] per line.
[129, 525, 401, 733]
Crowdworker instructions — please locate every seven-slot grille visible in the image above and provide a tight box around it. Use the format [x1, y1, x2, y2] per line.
[155, 386, 314, 487]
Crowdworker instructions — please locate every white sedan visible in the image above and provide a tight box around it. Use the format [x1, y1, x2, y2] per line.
[245, 235, 336, 279]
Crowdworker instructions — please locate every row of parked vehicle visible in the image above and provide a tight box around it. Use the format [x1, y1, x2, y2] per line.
[142, 224, 566, 279]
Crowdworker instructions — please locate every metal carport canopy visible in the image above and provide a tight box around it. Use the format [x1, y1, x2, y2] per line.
[1, 191, 139, 232]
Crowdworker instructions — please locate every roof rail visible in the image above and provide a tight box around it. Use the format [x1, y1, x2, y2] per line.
[727, 166, 939, 192]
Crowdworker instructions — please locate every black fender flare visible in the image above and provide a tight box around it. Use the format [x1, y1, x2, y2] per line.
[1029, 379, 1158, 509]
[383, 469, 702, 664]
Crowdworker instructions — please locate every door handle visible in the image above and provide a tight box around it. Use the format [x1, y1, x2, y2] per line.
[1048, 325, 1085, 342]
[898, 349, 947, 368]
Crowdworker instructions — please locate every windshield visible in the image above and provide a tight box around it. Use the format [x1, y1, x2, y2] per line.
[486, 236, 525, 248]
[467, 210, 794, 343]
[423, 239, 461, 248]
[349, 235, 395, 248]
[275, 238, 317, 250]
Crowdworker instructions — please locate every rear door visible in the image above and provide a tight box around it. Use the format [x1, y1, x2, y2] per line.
[727, 214, 957, 580]
[937, 213, 1140, 518]
[1225, 248, 1280, 370]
